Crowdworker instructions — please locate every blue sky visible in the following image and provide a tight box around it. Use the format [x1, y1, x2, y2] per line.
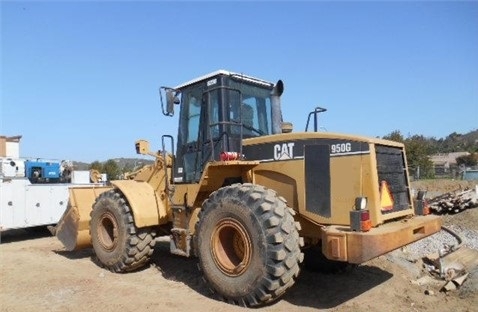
[1, 1, 477, 162]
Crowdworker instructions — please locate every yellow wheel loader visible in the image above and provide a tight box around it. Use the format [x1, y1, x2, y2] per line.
[54, 70, 441, 307]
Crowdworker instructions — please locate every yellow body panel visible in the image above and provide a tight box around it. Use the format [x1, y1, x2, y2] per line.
[170, 161, 258, 209]
[245, 132, 414, 227]
[110, 180, 168, 227]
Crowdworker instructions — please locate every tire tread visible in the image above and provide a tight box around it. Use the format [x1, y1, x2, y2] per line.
[90, 190, 156, 273]
[195, 183, 303, 307]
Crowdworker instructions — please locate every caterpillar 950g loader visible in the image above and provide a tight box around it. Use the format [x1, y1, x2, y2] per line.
[55, 70, 441, 307]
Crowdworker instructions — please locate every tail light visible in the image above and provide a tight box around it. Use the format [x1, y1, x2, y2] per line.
[350, 197, 372, 232]
[414, 199, 430, 215]
[423, 200, 430, 215]
[414, 190, 430, 215]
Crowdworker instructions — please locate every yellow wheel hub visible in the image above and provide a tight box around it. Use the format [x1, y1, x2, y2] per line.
[211, 218, 252, 276]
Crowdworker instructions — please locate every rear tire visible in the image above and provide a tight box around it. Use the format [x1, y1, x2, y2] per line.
[90, 189, 156, 272]
[195, 183, 303, 307]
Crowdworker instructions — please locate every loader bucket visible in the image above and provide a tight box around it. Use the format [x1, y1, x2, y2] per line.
[55, 186, 112, 251]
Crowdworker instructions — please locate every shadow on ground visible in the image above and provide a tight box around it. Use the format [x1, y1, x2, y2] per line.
[0, 226, 53, 244]
[53, 248, 95, 260]
[283, 265, 393, 309]
[150, 238, 210, 298]
[150, 237, 393, 309]
[43, 234, 394, 309]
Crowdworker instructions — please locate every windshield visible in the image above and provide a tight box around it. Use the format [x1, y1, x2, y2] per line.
[228, 80, 273, 137]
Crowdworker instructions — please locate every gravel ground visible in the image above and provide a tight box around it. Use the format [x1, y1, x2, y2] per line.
[406, 180, 478, 260]
[403, 224, 478, 260]
[384, 206, 478, 300]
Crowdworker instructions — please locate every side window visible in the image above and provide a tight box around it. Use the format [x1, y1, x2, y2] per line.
[226, 89, 245, 136]
[186, 94, 201, 143]
[257, 97, 272, 135]
[264, 99, 272, 134]
[242, 96, 271, 136]
[207, 90, 220, 139]
[242, 97, 258, 130]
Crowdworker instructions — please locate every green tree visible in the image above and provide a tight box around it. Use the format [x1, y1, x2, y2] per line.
[383, 130, 404, 143]
[89, 161, 103, 171]
[122, 163, 134, 174]
[382, 129, 478, 178]
[404, 135, 435, 179]
[456, 153, 478, 167]
[383, 131, 434, 179]
[441, 132, 466, 152]
[103, 159, 121, 180]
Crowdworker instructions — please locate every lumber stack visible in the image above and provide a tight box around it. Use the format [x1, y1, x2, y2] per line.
[428, 187, 478, 214]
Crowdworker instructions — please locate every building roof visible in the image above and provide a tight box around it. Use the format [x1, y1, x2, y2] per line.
[0, 135, 22, 141]
[430, 152, 470, 166]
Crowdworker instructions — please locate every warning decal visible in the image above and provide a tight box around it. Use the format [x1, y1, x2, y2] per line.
[380, 180, 394, 211]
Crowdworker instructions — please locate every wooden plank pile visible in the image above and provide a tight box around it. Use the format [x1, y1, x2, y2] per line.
[428, 186, 478, 214]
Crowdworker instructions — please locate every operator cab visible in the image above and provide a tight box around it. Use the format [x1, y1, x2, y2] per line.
[161, 70, 284, 183]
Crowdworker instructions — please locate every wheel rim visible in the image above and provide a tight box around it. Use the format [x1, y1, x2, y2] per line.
[211, 218, 252, 276]
[97, 212, 119, 251]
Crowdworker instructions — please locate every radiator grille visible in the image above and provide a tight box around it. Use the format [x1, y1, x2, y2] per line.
[375, 145, 411, 214]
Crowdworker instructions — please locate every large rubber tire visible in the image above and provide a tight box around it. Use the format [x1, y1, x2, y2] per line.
[90, 189, 156, 272]
[195, 183, 304, 307]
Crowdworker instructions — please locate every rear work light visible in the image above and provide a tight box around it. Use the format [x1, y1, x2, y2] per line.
[350, 197, 372, 232]
[220, 151, 241, 161]
[414, 190, 430, 215]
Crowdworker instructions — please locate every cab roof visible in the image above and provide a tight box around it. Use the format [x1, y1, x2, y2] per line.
[174, 69, 274, 90]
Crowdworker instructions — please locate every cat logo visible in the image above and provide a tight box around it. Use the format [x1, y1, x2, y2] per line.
[273, 142, 295, 160]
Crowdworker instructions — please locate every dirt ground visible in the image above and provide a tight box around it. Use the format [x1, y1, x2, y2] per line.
[1, 180, 477, 312]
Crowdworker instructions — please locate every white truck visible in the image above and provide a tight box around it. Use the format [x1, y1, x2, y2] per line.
[0, 157, 105, 231]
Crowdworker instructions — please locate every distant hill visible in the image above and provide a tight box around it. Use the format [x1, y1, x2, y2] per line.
[72, 158, 154, 171]
[112, 157, 155, 170]
[463, 129, 478, 145]
[384, 129, 478, 154]
[72, 161, 90, 170]
[434, 129, 478, 153]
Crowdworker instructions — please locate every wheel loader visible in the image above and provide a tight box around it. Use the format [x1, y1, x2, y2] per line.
[54, 70, 442, 307]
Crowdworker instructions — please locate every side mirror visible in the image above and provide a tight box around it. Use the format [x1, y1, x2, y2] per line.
[160, 87, 180, 117]
[166, 90, 176, 115]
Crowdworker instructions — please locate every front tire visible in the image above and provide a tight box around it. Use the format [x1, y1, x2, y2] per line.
[195, 183, 303, 307]
[90, 189, 156, 272]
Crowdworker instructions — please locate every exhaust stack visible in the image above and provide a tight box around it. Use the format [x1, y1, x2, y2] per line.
[271, 80, 284, 134]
